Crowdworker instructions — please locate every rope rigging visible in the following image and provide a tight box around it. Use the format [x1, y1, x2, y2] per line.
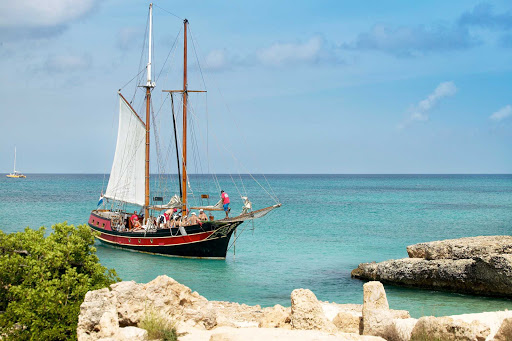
[101, 11, 280, 220]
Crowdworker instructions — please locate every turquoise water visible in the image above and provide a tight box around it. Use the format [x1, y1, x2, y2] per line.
[1, 174, 512, 318]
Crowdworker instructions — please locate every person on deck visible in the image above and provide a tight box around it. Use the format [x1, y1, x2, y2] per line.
[181, 215, 189, 226]
[221, 190, 230, 218]
[169, 216, 178, 228]
[198, 209, 208, 221]
[189, 212, 202, 225]
[131, 211, 141, 230]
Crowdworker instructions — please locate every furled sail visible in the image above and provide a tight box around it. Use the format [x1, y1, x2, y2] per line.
[104, 95, 146, 206]
[149, 194, 182, 210]
[190, 199, 224, 211]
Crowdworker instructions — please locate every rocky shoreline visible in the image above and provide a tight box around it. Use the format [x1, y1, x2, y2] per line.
[77, 275, 512, 340]
[351, 236, 512, 297]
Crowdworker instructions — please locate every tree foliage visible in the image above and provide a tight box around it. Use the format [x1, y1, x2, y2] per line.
[0, 223, 119, 340]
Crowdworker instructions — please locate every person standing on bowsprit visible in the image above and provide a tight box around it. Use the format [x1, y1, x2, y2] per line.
[221, 190, 230, 218]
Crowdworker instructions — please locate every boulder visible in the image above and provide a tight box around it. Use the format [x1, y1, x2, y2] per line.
[110, 280, 145, 326]
[212, 301, 264, 328]
[363, 282, 389, 311]
[362, 281, 393, 337]
[494, 317, 512, 341]
[77, 288, 119, 341]
[110, 275, 213, 329]
[407, 236, 512, 260]
[332, 312, 360, 334]
[410, 316, 490, 341]
[447, 310, 512, 340]
[259, 304, 291, 329]
[382, 318, 418, 341]
[362, 308, 393, 337]
[290, 289, 337, 333]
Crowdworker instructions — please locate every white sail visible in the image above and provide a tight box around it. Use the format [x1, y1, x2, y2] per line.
[104, 95, 146, 206]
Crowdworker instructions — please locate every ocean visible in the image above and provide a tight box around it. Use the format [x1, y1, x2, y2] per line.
[1, 174, 511, 318]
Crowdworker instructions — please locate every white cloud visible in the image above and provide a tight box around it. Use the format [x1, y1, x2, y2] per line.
[400, 81, 457, 128]
[43, 54, 92, 73]
[203, 49, 229, 71]
[257, 36, 340, 66]
[0, 0, 99, 40]
[490, 105, 512, 121]
[0, 0, 97, 27]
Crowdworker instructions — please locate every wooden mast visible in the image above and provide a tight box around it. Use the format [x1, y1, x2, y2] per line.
[162, 19, 204, 213]
[144, 3, 155, 219]
[182, 18, 188, 215]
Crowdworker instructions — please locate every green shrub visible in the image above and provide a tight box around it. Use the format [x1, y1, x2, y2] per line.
[138, 310, 178, 341]
[0, 223, 119, 340]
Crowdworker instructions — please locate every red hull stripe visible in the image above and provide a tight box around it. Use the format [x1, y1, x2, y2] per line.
[94, 230, 214, 247]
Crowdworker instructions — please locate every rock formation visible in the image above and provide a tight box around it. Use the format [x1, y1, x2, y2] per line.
[407, 236, 512, 260]
[290, 289, 338, 333]
[351, 236, 512, 297]
[78, 274, 512, 340]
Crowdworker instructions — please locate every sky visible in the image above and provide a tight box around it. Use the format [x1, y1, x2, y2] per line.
[0, 0, 511, 174]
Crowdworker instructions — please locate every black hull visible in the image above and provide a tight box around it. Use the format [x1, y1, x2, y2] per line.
[96, 228, 237, 259]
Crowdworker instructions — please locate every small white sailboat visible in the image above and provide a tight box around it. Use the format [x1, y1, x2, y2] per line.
[6, 147, 26, 178]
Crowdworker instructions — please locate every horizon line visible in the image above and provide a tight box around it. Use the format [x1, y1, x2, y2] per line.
[2, 172, 512, 176]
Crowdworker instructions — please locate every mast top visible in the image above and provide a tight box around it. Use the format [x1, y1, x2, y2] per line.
[146, 3, 155, 88]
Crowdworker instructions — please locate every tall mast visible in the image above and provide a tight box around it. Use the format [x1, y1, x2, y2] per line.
[182, 19, 188, 215]
[162, 19, 204, 211]
[13, 147, 16, 173]
[144, 3, 155, 219]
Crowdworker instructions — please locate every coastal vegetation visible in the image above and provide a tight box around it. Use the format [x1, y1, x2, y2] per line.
[0, 223, 119, 340]
[138, 310, 177, 341]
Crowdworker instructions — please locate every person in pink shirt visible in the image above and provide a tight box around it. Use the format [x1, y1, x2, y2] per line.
[221, 190, 230, 218]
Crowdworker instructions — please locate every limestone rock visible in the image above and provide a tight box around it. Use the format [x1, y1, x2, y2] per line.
[110, 275, 212, 329]
[390, 310, 410, 319]
[494, 317, 512, 341]
[211, 301, 264, 328]
[259, 304, 291, 329]
[382, 318, 418, 341]
[407, 236, 512, 260]
[351, 255, 512, 297]
[363, 282, 389, 311]
[447, 310, 512, 340]
[110, 280, 145, 326]
[290, 288, 337, 333]
[117, 326, 148, 340]
[332, 311, 360, 334]
[410, 316, 490, 341]
[362, 281, 393, 337]
[77, 288, 119, 341]
[362, 308, 393, 337]
[181, 326, 387, 341]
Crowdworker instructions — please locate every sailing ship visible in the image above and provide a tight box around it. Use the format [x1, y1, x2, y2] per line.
[88, 4, 280, 259]
[6, 147, 26, 178]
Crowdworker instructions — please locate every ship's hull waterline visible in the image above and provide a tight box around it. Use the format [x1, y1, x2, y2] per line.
[88, 211, 241, 259]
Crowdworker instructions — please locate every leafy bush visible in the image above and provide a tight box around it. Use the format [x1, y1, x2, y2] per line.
[138, 310, 178, 341]
[0, 223, 119, 340]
